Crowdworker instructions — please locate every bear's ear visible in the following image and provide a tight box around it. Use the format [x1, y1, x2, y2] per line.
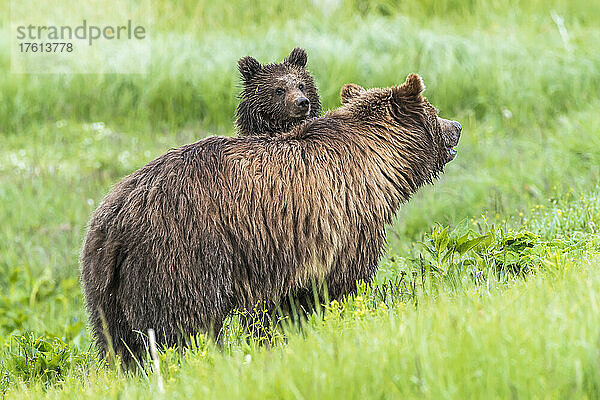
[238, 56, 262, 82]
[399, 73, 425, 97]
[341, 83, 366, 104]
[284, 48, 307, 68]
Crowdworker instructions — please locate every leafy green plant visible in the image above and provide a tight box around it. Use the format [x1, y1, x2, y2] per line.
[3, 333, 88, 387]
[414, 223, 584, 295]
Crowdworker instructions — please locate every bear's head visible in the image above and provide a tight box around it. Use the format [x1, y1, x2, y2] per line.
[340, 74, 462, 174]
[236, 48, 321, 136]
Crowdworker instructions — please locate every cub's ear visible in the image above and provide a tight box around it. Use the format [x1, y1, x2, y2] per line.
[400, 73, 425, 97]
[238, 56, 262, 81]
[284, 47, 307, 68]
[341, 83, 366, 104]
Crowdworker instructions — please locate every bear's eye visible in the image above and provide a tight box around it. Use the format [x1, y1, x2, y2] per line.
[298, 83, 305, 91]
[275, 88, 285, 96]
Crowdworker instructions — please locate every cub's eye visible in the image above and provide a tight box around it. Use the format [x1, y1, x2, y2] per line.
[298, 83, 305, 91]
[275, 88, 285, 96]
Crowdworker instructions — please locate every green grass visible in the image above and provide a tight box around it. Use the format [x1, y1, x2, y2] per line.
[1, 0, 600, 398]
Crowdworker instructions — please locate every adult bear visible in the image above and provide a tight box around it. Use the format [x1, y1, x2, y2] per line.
[81, 74, 462, 365]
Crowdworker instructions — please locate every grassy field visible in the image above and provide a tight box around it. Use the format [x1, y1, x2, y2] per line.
[1, 0, 600, 398]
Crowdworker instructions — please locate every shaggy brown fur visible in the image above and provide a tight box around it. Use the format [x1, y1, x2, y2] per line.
[236, 48, 321, 136]
[81, 74, 461, 366]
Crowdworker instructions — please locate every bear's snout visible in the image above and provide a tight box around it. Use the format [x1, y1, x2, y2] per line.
[451, 120, 462, 133]
[295, 97, 309, 109]
[438, 117, 462, 162]
[291, 96, 310, 117]
[449, 120, 461, 147]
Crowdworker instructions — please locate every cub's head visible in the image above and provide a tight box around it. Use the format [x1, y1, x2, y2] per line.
[236, 48, 321, 136]
[340, 74, 462, 175]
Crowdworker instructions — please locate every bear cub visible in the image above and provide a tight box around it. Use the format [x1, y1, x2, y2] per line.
[236, 48, 321, 136]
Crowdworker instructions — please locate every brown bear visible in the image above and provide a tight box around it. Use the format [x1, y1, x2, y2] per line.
[235, 47, 321, 136]
[80, 73, 462, 366]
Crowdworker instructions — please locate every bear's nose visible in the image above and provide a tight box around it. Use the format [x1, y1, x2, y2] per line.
[296, 97, 309, 108]
[452, 121, 462, 131]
